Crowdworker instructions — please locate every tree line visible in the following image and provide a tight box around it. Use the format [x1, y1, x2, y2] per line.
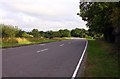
[78, 2, 120, 45]
[0, 24, 102, 39]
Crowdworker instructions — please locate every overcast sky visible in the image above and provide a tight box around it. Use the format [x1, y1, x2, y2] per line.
[0, 0, 87, 31]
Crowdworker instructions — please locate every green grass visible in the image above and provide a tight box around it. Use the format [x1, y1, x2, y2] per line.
[1, 37, 69, 48]
[84, 40, 118, 77]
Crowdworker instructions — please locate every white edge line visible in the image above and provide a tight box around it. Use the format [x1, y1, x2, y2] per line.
[71, 40, 88, 79]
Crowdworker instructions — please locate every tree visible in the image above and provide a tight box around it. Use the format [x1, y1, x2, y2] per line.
[1, 24, 20, 38]
[44, 31, 54, 39]
[79, 2, 120, 42]
[59, 29, 71, 37]
[0, 25, 2, 37]
[71, 28, 81, 37]
[31, 29, 40, 37]
[52, 31, 61, 37]
[22, 32, 33, 38]
[39, 31, 45, 37]
[109, 2, 120, 45]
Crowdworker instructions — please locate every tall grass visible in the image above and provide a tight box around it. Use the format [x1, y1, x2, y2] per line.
[1, 37, 68, 48]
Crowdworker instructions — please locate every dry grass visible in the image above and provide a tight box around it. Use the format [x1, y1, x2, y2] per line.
[2, 37, 31, 44]
[16, 38, 31, 44]
[1, 37, 68, 48]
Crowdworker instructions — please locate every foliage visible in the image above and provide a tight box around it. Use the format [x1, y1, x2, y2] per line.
[1, 37, 67, 48]
[79, 2, 120, 43]
[59, 29, 71, 37]
[44, 31, 54, 39]
[39, 31, 45, 37]
[0, 24, 102, 39]
[22, 32, 33, 38]
[31, 29, 40, 37]
[1, 24, 20, 37]
[71, 28, 81, 37]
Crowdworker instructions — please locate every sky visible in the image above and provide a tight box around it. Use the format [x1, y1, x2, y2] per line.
[0, 0, 87, 31]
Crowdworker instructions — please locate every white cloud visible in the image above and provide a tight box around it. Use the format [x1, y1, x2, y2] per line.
[0, 0, 87, 31]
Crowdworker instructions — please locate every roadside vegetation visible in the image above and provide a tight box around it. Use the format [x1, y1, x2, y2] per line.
[0, 24, 102, 48]
[0, 37, 67, 48]
[78, 2, 119, 77]
[85, 39, 118, 77]
[78, 2, 120, 47]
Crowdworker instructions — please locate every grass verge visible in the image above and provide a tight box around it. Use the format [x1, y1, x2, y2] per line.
[0, 37, 70, 48]
[84, 40, 118, 77]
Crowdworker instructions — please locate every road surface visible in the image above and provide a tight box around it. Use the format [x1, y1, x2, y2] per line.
[2, 39, 87, 78]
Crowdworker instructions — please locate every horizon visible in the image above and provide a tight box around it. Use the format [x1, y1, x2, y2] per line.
[0, 0, 87, 31]
[0, 23, 88, 32]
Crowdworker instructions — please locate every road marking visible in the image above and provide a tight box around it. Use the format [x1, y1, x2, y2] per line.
[59, 44, 64, 46]
[37, 48, 48, 53]
[37, 51, 40, 53]
[40, 44, 46, 46]
[71, 40, 88, 79]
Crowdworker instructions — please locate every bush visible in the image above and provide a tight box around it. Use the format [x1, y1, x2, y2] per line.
[2, 38, 18, 43]
[22, 32, 33, 38]
[1, 24, 20, 38]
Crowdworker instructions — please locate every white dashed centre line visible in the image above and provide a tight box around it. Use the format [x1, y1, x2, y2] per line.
[37, 48, 48, 53]
[40, 44, 46, 46]
[59, 44, 64, 47]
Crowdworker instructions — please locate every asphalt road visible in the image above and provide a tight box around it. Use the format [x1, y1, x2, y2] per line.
[2, 39, 87, 77]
